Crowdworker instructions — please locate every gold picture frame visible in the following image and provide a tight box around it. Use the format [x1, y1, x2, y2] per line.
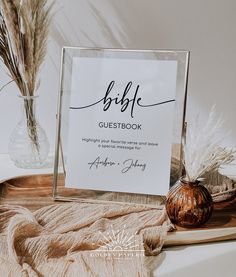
[53, 47, 189, 206]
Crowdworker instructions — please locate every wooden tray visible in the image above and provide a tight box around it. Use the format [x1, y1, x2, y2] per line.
[165, 199, 236, 246]
[0, 174, 236, 247]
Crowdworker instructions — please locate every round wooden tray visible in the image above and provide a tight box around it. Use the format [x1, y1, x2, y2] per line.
[1, 174, 236, 246]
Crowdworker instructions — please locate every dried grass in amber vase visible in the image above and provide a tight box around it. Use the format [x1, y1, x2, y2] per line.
[166, 107, 235, 228]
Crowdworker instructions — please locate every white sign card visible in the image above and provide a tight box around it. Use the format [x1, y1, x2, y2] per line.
[64, 52, 180, 196]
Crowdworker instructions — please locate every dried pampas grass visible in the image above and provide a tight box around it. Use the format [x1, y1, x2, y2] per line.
[0, 0, 53, 150]
[0, 0, 52, 96]
[183, 107, 235, 182]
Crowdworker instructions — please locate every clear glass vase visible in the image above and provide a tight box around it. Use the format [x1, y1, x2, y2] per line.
[8, 95, 50, 169]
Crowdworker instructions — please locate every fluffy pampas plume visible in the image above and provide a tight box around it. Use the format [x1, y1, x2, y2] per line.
[0, 0, 53, 149]
[183, 107, 235, 182]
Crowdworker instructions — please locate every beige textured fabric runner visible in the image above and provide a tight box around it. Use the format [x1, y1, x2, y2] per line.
[0, 202, 171, 277]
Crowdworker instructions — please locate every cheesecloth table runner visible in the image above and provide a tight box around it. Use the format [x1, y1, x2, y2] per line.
[0, 202, 171, 277]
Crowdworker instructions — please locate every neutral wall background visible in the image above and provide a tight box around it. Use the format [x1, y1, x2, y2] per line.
[0, 0, 235, 154]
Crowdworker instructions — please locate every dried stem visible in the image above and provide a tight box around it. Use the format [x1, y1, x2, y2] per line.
[23, 98, 39, 152]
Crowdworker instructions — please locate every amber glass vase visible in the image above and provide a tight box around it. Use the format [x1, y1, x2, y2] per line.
[166, 178, 213, 228]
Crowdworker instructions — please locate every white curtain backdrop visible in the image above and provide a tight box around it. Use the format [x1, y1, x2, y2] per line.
[0, 0, 235, 153]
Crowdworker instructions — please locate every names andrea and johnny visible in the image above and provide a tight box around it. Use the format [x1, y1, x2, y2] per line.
[70, 81, 175, 173]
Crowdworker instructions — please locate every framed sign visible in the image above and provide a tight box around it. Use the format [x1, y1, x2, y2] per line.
[53, 47, 189, 205]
